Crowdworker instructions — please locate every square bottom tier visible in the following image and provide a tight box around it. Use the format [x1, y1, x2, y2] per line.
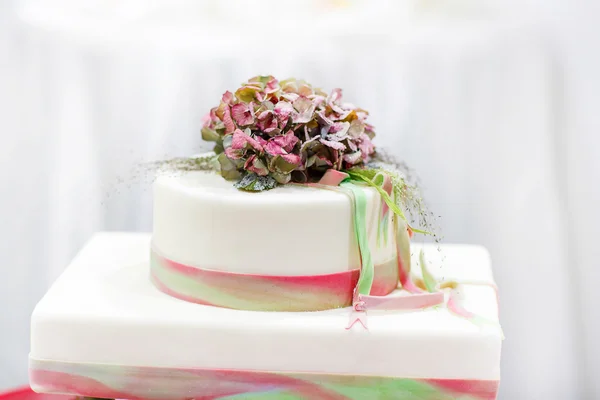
[30, 232, 502, 400]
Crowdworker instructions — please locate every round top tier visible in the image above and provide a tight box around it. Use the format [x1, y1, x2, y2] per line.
[152, 170, 396, 276]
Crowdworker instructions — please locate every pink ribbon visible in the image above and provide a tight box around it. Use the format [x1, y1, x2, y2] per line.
[316, 171, 497, 331]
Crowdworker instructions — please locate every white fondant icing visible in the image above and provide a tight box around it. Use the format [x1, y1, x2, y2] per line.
[152, 171, 396, 275]
[30, 233, 502, 380]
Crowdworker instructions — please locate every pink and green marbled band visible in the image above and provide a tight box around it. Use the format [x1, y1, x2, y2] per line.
[150, 248, 399, 312]
[30, 359, 499, 400]
[150, 176, 499, 325]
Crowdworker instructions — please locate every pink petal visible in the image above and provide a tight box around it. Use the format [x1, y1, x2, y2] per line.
[271, 132, 298, 152]
[274, 101, 293, 115]
[358, 133, 374, 158]
[230, 130, 247, 150]
[257, 110, 278, 133]
[265, 140, 285, 156]
[298, 83, 313, 97]
[329, 121, 350, 136]
[256, 136, 268, 147]
[274, 101, 293, 127]
[231, 103, 255, 126]
[320, 138, 346, 151]
[258, 110, 271, 119]
[348, 119, 365, 138]
[315, 154, 333, 167]
[201, 112, 211, 127]
[225, 147, 242, 160]
[209, 107, 219, 122]
[328, 88, 343, 104]
[293, 108, 315, 124]
[348, 140, 358, 152]
[310, 95, 326, 107]
[222, 106, 235, 134]
[221, 91, 234, 105]
[343, 151, 362, 165]
[244, 155, 269, 176]
[265, 78, 279, 94]
[231, 129, 263, 152]
[330, 102, 346, 115]
[281, 93, 299, 102]
[281, 153, 301, 165]
[357, 111, 369, 122]
[293, 96, 313, 113]
[316, 110, 333, 126]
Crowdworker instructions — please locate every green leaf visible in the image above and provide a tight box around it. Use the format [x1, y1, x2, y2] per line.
[419, 249, 437, 293]
[345, 168, 430, 235]
[235, 86, 259, 103]
[234, 173, 278, 191]
[250, 75, 272, 86]
[218, 153, 242, 180]
[272, 172, 291, 184]
[340, 182, 374, 296]
[201, 127, 220, 142]
[269, 155, 298, 174]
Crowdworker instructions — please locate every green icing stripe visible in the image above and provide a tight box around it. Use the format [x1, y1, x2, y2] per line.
[321, 379, 460, 400]
[221, 390, 301, 400]
[151, 248, 398, 312]
[341, 182, 374, 296]
[151, 259, 342, 311]
[30, 359, 499, 400]
[151, 258, 249, 307]
[419, 250, 437, 293]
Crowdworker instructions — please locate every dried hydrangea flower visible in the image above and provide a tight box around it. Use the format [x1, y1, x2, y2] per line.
[202, 76, 376, 191]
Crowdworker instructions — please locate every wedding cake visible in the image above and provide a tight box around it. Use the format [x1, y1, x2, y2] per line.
[30, 77, 502, 399]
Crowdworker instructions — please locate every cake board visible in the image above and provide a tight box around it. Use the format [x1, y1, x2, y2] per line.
[30, 233, 502, 400]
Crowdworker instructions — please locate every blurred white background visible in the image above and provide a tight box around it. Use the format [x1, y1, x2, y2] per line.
[1, 0, 599, 399]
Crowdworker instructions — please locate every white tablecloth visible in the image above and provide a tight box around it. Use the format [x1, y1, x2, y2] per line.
[0, 2, 592, 398]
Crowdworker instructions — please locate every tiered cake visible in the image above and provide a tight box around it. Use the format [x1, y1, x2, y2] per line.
[30, 77, 502, 399]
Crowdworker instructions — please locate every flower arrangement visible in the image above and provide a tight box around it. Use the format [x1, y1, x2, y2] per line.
[152, 76, 437, 237]
[201, 76, 376, 191]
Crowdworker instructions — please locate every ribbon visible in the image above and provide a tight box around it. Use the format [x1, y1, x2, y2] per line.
[316, 170, 498, 331]
[151, 168, 498, 328]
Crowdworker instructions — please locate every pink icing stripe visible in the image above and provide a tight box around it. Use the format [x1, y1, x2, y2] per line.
[30, 369, 341, 400]
[395, 224, 423, 295]
[358, 291, 444, 311]
[425, 378, 500, 400]
[400, 278, 424, 294]
[0, 387, 73, 400]
[397, 256, 424, 295]
[447, 290, 475, 319]
[30, 359, 500, 400]
[152, 248, 399, 312]
[161, 254, 359, 295]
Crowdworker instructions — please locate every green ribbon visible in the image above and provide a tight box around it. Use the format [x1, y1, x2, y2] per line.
[341, 181, 374, 296]
[419, 249, 437, 293]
